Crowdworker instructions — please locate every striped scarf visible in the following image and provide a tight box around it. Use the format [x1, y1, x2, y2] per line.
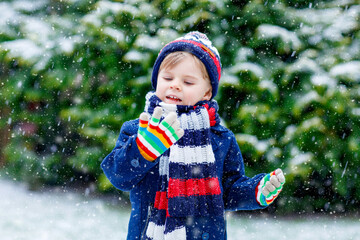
[143, 92, 224, 240]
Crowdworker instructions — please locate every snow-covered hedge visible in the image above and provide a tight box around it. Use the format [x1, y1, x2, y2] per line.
[1, 0, 359, 214]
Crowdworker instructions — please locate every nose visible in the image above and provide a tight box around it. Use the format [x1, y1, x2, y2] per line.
[170, 79, 181, 91]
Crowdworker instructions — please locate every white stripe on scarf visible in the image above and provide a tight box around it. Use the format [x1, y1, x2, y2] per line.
[146, 221, 186, 240]
[169, 145, 215, 164]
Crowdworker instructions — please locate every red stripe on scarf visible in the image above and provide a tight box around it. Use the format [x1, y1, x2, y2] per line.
[154, 191, 168, 210]
[154, 191, 170, 217]
[168, 178, 221, 198]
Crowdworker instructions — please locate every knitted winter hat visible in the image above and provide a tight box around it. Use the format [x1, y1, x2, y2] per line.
[151, 31, 222, 99]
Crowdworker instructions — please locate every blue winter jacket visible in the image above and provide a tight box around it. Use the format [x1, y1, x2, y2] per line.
[101, 119, 266, 240]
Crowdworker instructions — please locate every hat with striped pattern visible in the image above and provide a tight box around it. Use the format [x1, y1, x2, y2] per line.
[151, 31, 222, 99]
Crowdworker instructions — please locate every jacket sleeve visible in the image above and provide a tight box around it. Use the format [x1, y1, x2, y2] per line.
[222, 132, 266, 211]
[101, 119, 158, 191]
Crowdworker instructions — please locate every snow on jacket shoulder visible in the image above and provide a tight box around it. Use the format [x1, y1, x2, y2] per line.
[101, 119, 266, 240]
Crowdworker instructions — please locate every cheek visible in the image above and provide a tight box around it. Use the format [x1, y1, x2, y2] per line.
[155, 82, 166, 99]
[155, 87, 163, 97]
[155, 81, 163, 91]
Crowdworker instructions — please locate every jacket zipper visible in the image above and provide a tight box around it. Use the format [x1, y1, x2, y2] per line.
[141, 205, 152, 240]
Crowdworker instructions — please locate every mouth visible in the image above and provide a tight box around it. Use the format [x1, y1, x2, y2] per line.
[166, 95, 182, 103]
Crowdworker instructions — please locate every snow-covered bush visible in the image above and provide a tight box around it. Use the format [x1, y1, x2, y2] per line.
[1, 0, 359, 214]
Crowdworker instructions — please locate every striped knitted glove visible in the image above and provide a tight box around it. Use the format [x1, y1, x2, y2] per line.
[136, 107, 184, 162]
[256, 169, 285, 206]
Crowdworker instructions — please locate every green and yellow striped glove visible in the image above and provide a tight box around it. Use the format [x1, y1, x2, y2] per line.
[256, 169, 285, 206]
[136, 107, 184, 162]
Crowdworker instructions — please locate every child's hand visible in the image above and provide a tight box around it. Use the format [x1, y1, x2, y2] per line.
[256, 169, 285, 206]
[136, 107, 184, 162]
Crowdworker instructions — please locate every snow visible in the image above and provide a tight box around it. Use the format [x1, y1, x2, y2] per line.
[0, 2, 20, 37]
[299, 117, 326, 132]
[265, 147, 282, 163]
[81, 1, 140, 28]
[235, 47, 255, 62]
[12, 0, 48, 13]
[157, 28, 179, 45]
[282, 125, 297, 144]
[221, 70, 239, 85]
[351, 108, 360, 117]
[81, 12, 103, 28]
[296, 6, 360, 43]
[259, 80, 278, 96]
[226, 213, 360, 240]
[22, 17, 53, 46]
[330, 61, 360, 82]
[1, 178, 359, 240]
[58, 38, 76, 55]
[0, 2, 19, 24]
[290, 152, 313, 166]
[311, 75, 337, 88]
[96, 0, 139, 16]
[123, 50, 144, 62]
[286, 57, 322, 75]
[134, 34, 162, 51]
[256, 24, 302, 52]
[2, 39, 44, 64]
[103, 27, 125, 44]
[323, 11, 358, 42]
[230, 62, 265, 80]
[235, 134, 271, 154]
[293, 91, 321, 116]
[0, 1, 78, 69]
[0, 178, 128, 240]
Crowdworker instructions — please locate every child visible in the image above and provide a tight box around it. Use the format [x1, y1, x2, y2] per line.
[101, 32, 285, 240]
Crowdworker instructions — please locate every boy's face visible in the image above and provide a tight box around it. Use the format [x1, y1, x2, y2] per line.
[155, 55, 212, 106]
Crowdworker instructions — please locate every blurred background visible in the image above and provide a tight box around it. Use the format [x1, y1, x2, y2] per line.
[0, 0, 360, 239]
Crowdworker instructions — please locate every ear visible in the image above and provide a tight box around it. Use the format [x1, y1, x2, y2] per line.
[203, 88, 212, 101]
